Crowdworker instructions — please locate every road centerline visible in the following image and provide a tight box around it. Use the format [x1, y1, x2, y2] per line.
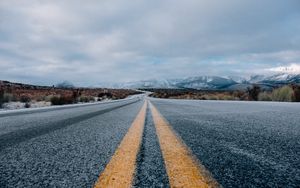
[149, 101, 220, 188]
[133, 103, 170, 187]
[94, 100, 147, 188]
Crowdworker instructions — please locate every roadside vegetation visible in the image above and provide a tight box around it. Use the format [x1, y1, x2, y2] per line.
[0, 80, 142, 109]
[148, 84, 300, 102]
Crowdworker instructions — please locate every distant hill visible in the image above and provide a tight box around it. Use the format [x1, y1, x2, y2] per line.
[113, 73, 300, 90]
[2, 73, 300, 91]
[0, 80, 52, 90]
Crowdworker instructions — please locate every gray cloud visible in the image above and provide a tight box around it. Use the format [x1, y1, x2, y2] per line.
[0, 0, 300, 85]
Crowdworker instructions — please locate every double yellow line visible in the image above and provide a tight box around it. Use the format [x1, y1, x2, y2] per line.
[94, 100, 219, 188]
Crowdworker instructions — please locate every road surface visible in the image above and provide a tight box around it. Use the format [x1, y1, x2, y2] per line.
[0, 96, 299, 187]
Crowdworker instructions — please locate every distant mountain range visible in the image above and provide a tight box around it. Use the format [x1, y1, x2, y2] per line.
[2, 73, 300, 91]
[113, 73, 300, 90]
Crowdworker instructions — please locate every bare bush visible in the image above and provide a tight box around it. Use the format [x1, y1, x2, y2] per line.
[271, 86, 294, 102]
[20, 95, 31, 103]
[216, 93, 235, 100]
[258, 92, 272, 101]
[0, 89, 4, 108]
[291, 85, 300, 102]
[247, 85, 261, 101]
[3, 93, 16, 102]
[50, 95, 74, 105]
[24, 103, 31, 108]
[79, 96, 94, 103]
[0, 91, 17, 107]
[44, 95, 54, 102]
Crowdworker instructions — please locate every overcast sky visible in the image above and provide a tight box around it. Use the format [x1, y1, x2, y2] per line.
[1, 0, 300, 86]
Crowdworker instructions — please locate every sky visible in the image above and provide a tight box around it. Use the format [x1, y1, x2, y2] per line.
[0, 0, 300, 86]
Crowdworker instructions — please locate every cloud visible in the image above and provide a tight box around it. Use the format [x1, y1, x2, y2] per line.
[0, 0, 300, 85]
[269, 63, 300, 74]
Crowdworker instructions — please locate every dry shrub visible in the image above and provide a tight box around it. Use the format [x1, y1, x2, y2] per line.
[45, 95, 54, 102]
[258, 92, 272, 101]
[203, 95, 218, 100]
[24, 103, 31, 108]
[215, 93, 234, 100]
[20, 95, 31, 103]
[0, 89, 4, 107]
[50, 95, 74, 105]
[0, 91, 17, 107]
[271, 86, 294, 102]
[247, 85, 261, 101]
[291, 85, 300, 102]
[79, 96, 95, 103]
[233, 91, 248, 100]
[3, 93, 16, 102]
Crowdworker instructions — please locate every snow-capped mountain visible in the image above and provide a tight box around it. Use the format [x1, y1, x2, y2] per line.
[106, 73, 300, 90]
[115, 79, 174, 89]
[115, 76, 237, 89]
[226, 76, 247, 84]
[248, 75, 267, 83]
[257, 73, 300, 84]
[175, 76, 237, 89]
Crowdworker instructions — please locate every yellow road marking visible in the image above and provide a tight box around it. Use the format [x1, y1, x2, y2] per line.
[149, 101, 220, 188]
[94, 100, 147, 188]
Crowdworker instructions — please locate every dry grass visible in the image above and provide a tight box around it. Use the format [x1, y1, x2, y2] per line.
[0, 80, 142, 107]
[148, 85, 300, 102]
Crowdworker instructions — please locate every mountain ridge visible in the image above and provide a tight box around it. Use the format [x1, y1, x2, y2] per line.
[2, 73, 300, 91]
[113, 73, 300, 90]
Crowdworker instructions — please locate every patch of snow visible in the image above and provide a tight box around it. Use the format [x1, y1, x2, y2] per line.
[207, 77, 213, 83]
[270, 73, 290, 81]
[248, 75, 266, 83]
[227, 76, 247, 83]
[2, 101, 51, 110]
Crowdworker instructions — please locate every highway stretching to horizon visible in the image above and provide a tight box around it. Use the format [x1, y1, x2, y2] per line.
[0, 95, 299, 187]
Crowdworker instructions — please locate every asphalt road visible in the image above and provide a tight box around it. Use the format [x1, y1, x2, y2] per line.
[133, 105, 169, 188]
[150, 98, 300, 188]
[0, 97, 144, 187]
[0, 96, 299, 187]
